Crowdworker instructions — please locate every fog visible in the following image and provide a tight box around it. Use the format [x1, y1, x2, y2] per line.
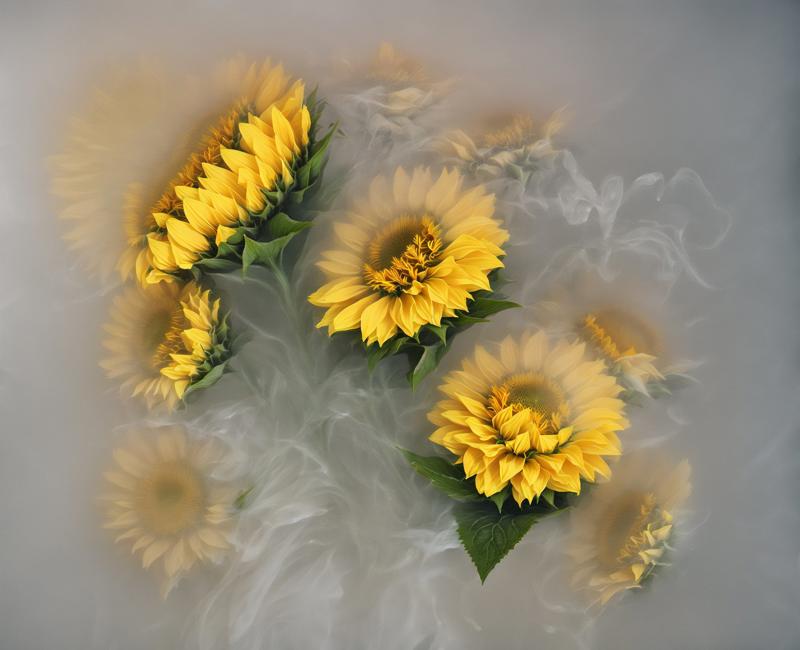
[1, 1, 798, 649]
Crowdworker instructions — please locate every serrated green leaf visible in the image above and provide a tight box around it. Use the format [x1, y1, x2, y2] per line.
[183, 360, 228, 399]
[400, 449, 483, 502]
[454, 500, 541, 583]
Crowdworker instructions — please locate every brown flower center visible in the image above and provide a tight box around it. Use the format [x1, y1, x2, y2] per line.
[135, 461, 205, 536]
[363, 216, 442, 294]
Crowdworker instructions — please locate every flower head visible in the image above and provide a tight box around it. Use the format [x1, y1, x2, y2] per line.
[568, 455, 692, 605]
[130, 61, 316, 285]
[429, 331, 628, 505]
[308, 167, 508, 346]
[101, 428, 238, 597]
[100, 281, 231, 410]
[437, 110, 565, 184]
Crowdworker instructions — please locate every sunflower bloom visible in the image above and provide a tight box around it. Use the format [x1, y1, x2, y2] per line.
[309, 167, 508, 347]
[438, 111, 565, 183]
[100, 281, 231, 409]
[429, 331, 629, 506]
[101, 428, 237, 597]
[131, 61, 315, 285]
[568, 455, 692, 605]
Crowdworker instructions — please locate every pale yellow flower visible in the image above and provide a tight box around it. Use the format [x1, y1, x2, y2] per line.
[568, 455, 692, 605]
[101, 428, 238, 597]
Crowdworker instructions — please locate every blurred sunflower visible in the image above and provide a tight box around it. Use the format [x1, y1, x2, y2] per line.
[135, 60, 315, 285]
[568, 455, 692, 605]
[532, 261, 696, 397]
[308, 167, 508, 346]
[101, 427, 237, 597]
[100, 281, 231, 410]
[437, 110, 565, 185]
[429, 331, 628, 506]
[49, 60, 201, 283]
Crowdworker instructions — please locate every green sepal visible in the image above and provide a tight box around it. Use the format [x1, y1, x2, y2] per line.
[183, 359, 229, 399]
[489, 486, 511, 513]
[242, 234, 299, 274]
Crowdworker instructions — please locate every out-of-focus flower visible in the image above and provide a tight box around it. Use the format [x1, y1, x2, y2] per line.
[429, 331, 628, 506]
[309, 167, 507, 346]
[531, 261, 697, 399]
[436, 110, 565, 188]
[49, 60, 201, 283]
[334, 43, 452, 149]
[100, 281, 231, 410]
[568, 455, 692, 605]
[101, 427, 238, 597]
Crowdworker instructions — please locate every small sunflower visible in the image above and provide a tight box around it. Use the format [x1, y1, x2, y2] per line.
[101, 427, 238, 597]
[308, 167, 509, 347]
[129, 60, 327, 285]
[100, 281, 232, 410]
[532, 264, 694, 397]
[568, 455, 692, 605]
[429, 331, 628, 506]
[437, 110, 565, 184]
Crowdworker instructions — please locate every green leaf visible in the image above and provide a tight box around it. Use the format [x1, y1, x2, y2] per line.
[193, 257, 241, 273]
[407, 344, 443, 390]
[241, 234, 297, 273]
[423, 323, 450, 346]
[183, 361, 228, 398]
[366, 336, 410, 371]
[400, 449, 483, 502]
[267, 212, 312, 239]
[464, 297, 520, 320]
[234, 486, 254, 510]
[454, 500, 542, 583]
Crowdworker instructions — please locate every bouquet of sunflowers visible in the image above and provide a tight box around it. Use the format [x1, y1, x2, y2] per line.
[51, 44, 718, 606]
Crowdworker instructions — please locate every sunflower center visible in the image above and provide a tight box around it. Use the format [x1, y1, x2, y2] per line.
[596, 491, 668, 568]
[488, 374, 569, 439]
[148, 304, 188, 370]
[580, 308, 660, 361]
[136, 461, 205, 536]
[363, 215, 443, 294]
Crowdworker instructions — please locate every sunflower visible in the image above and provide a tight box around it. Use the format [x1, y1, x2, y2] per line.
[568, 455, 692, 605]
[100, 281, 231, 410]
[429, 331, 628, 506]
[128, 60, 315, 285]
[308, 167, 508, 347]
[437, 110, 565, 184]
[532, 262, 694, 397]
[101, 427, 238, 597]
[49, 60, 202, 283]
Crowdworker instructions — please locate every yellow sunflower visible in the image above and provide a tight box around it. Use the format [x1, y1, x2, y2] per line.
[429, 331, 629, 506]
[100, 281, 231, 410]
[568, 455, 692, 605]
[308, 167, 508, 346]
[101, 427, 238, 597]
[129, 60, 313, 285]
